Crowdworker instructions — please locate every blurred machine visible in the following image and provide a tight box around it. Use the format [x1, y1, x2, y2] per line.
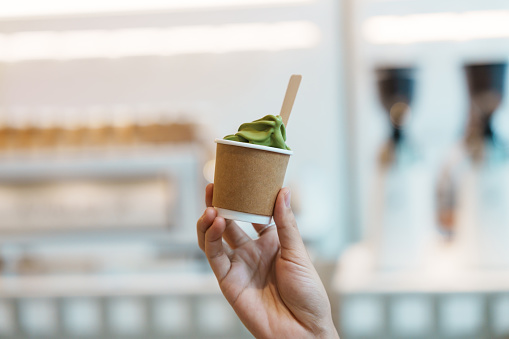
[370, 67, 435, 271]
[334, 61, 509, 339]
[375, 67, 414, 165]
[437, 62, 509, 268]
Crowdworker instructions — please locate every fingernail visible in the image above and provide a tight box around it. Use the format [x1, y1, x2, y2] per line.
[284, 189, 291, 208]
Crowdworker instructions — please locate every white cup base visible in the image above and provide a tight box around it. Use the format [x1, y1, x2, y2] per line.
[215, 208, 272, 224]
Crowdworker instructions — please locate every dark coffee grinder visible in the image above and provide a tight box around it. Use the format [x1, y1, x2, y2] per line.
[376, 67, 415, 164]
[463, 62, 507, 160]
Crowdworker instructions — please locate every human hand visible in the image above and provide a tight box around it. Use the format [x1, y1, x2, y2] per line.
[197, 184, 339, 339]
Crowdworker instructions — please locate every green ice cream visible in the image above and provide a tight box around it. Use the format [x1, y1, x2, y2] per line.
[224, 114, 290, 150]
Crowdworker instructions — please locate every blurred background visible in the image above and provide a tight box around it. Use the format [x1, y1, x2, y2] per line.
[0, 0, 509, 338]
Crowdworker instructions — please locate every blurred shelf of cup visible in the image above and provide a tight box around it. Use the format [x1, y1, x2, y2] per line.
[0, 106, 211, 244]
[0, 152, 204, 239]
[0, 106, 207, 155]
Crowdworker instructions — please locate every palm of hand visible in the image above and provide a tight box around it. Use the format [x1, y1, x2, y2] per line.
[224, 234, 326, 339]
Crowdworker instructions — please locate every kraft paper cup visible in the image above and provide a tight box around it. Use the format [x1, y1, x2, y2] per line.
[212, 139, 293, 224]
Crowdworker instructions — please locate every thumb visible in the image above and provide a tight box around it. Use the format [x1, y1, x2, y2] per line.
[273, 188, 307, 260]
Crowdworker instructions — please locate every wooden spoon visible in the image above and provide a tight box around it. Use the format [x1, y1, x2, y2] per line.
[279, 74, 302, 127]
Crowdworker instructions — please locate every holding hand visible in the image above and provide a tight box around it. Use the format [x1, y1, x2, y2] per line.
[197, 184, 339, 339]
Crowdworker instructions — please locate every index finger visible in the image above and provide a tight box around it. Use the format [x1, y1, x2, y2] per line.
[206, 183, 214, 207]
[205, 216, 231, 281]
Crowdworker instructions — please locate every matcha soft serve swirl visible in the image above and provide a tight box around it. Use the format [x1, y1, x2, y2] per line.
[224, 114, 290, 150]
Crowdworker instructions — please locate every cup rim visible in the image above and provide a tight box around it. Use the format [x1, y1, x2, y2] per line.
[215, 138, 293, 155]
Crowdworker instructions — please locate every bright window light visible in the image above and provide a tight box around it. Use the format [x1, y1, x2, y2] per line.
[0, 0, 314, 19]
[0, 21, 321, 62]
[363, 10, 509, 44]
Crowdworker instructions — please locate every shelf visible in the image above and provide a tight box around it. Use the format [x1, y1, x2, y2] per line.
[333, 243, 509, 294]
[0, 144, 206, 237]
[0, 228, 199, 246]
[0, 272, 220, 298]
[0, 144, 205, 181]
